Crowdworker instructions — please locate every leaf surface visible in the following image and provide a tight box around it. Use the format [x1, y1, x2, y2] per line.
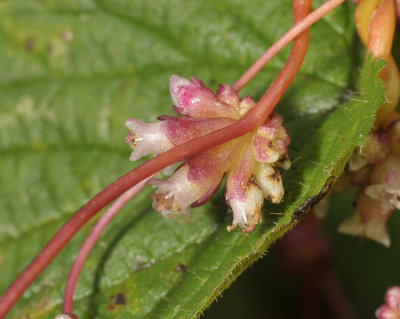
[0, 0, 384, 318]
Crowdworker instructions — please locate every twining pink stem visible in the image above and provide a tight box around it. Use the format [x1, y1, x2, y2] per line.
[0, 0, 345, 316]
[62, 175, 154, 315]
[233, 0, 346, 91]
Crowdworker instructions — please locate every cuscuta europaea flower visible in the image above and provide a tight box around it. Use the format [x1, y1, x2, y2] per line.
[0, 0, 358, 318]
[336, 0, 400, 248]
[376, 286, 400, 319]
[125, 75, 291, 233]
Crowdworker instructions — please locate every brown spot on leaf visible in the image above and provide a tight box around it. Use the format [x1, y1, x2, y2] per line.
[174, 263, 187, 273]
[24, 37, 35, 52]
[108, 291, 127, 310]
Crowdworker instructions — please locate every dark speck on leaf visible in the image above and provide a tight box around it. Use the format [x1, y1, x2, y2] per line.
[174, 263, 187, 273]
[107, 292, 127, 310]
[290, 161, 299, 170]
[115, 293, 126, 305]
[24, 37, 35, 52]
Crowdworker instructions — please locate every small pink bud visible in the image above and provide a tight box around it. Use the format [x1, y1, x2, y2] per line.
[238, 96, 256, 115]
[216, 84, 241, 107]
[170, 75, 239, 119]
[376, 287, 400, 319]
[376, 305, 399, 319]
[385, 287, 400, 312]
[252, 135, 280, 163]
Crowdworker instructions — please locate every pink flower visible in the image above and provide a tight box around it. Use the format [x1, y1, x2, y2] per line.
[366, 155, 400, 212]
[338, 193, 392, 247]
[341, 125, 400, 246]
[126, 75, 291, 232]
[376, 286, 400, 319]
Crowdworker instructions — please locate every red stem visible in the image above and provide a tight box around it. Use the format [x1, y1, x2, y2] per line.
[62, 175, 154, 314]
[233, 0, 346, 91]
[0, 0, 350, 316]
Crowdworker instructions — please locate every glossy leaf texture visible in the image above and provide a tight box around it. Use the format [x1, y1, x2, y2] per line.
[0, 0, 385, 318]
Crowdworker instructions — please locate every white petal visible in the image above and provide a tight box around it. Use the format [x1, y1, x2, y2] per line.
[125, 119, 174, 161]
[254, 163, 284, 203]
[228, 184, 263, 232]
[169, 75, 191, 107]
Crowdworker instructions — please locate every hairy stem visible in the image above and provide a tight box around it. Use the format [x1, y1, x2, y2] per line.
[62, 175, 154, 315]
[0, 0, 347, 316]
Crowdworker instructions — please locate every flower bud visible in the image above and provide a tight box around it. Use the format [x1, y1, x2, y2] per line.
[385, 287, 400, 311]
[170, 75, 239, 119]
[376, 305, 400, 319]
[253, 163, 284, 204]
[338, 193, 392, 247]
[348, 130, 389, 171]
[376, 286, 400, 319]
[367, 154, 400, 211]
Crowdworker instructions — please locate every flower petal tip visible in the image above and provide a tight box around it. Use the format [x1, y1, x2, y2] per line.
[227, 184, 263, 233]
[169, 75, 191, 106]
[125, 119, 174, 161]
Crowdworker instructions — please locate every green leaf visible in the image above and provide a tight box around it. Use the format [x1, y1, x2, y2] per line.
[0, 1, 384, 318]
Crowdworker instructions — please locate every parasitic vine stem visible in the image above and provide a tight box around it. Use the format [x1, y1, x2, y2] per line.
[62, 175, 155, 315]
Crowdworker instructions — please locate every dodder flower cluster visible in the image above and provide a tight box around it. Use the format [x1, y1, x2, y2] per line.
[125, 75, 291, 232]
[337, 0, 400, 247]
[376, 286, 400, 319]
[339, 119, 400, 246]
